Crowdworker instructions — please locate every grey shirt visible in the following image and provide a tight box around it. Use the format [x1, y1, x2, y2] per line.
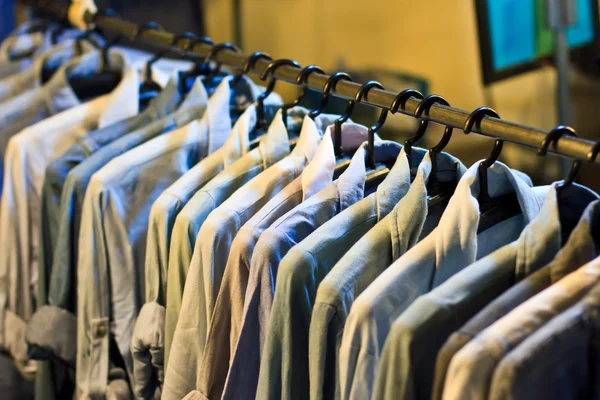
[308, 149, 465, 400]
[372, 185, 599, 400]
[489, 279, 600, 400]
[432, 196, 600, 400]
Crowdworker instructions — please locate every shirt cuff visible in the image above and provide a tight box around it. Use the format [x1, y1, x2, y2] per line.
[25, 305, 77, 366]
[131, 301, 165, 398]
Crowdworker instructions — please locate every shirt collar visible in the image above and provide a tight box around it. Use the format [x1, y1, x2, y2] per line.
[41, 49, 130, 115]
[436, 160, 547, 276]
[300, 125, 336, 200]
[142, 75, 185, 121]
[97, 60, 170, 128]
[290, 114, 324, 162]
[515, 184, 600, 280]
[178, 76, 210, 112]
[258, 108, 292, 168]
[203, 75, 237, 153]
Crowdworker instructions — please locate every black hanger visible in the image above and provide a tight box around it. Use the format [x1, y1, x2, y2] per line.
[129, 22, 166, 107]
[140, 32, 196, 99]
[281, 64, 325, 130]
[257, 58, 302, 131]
[390, 89, 427, 176]
[203, 42, 240, 80]
[537, 126, 598, 240]
[178, 35, 214, 95]
[463, 107, 521, 234]
[232, 51, 272, 87]
[353, 80, 391, 192]
[309, 72, 352, 120]
[414, 95, 456, 196]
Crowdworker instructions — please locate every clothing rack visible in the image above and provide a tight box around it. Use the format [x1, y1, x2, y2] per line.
[20, 0, 600, 165]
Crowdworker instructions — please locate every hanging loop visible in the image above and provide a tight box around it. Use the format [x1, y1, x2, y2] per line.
[257, 59, 302, 130]
[464, 107, 503, 203]
[281, 65, 325, 129]
[538, 125, 576, 156]
[390, 89, 426, 167]
[415, 95, 454, 154]
[232, 51, 272, 86]
[539, 125, 580, 188]
[414, 95, 453, 193]
[353, 80, 386, 168]
[131, 21, 164, 41]
[310, 72, 352, 119]
[145, 32, 197, 85]
[204, 42, 241, 78]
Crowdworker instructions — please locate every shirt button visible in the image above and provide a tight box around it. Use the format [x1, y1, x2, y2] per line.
[96, 325, 107, 337]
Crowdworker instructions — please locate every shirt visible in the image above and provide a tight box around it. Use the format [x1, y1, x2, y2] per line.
[373, 185, 599, 400]
[0, 49, 131, 192]
[0, 60, 151, 368]
[255, 140, 407, 400]
[489, 278, 600, 400]
[0, 21, 54, 79]
[443, 247, 600, 400]
[37, 72, 178, 308]
[47, 77, 208, 320]
[309, 148, 465, 400]
[132, 78, 281, 399]
[0, 38, 94, 103]
[162, 110, 331, 366]
[431, 195, 600, 400]
[198, 122, 369, 400]
[163, 111, 334, 400]
[338, 161, 545, 400]
[75, 77, 234, 399]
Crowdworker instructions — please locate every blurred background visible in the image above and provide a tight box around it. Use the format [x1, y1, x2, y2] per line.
[4, 0, 600, 190]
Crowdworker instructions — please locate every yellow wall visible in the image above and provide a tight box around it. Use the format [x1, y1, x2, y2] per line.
[204, 0, 600, 185]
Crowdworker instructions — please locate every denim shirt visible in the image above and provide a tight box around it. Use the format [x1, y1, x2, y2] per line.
[431, 196, 600, 400]
[163, 112, 333, 400]
[196, 123, 368, 400]
[0, 49, 131, 193]
[308, 149, 465, 400]
[338, 161, 546, 400]
[75, 78, 234, 399]
[0, 61, 154, 368]
[373, 185, 599, 400]
[489, 278, 600, 400]
[37, 69, 175, 308]
[131, 78, 282, 399]
[254, 141, 408, 400]
[444, 219, 600, 400]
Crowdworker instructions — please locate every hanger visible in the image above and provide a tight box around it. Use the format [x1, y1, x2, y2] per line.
[67, 10, 124, 102]
[309, 72, 352, 120]
[232, 51, 272, 87]
[140, 32, 196, 99]
[129, 22, 165, 107]
[203, 42, 240, 80]
[414, 95, 456, 197]
[463, 107, 521, 234]
[281, 64, 325, 130]
[178, 35, 214, 95]
[352, 80, 391, 192]
[390, 89, 427, 177]
[256, 58, 302, 132]
[537, 126, 598, 240]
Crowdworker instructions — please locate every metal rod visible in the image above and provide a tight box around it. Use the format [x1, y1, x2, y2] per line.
[21, 0, 600, 164]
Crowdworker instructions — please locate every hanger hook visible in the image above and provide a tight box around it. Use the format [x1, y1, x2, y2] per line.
[130, 21, 164, 42]
[280, 65, 325, 129]
[310, 72, 352, 119]
[257, 59, 301, 130]
[352, 81, 386, 168]
[390, 89, 426, 167]
[464, 107, 503, 203]
[414, 95, 453, 193]
[145, 32, 197, 86]
[538, 125, 576, 156]
[464, 106, 503, 169]
[539, 125, 580, 188]
[204, 42, 241, 78]
[231, 51, 270, 87]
